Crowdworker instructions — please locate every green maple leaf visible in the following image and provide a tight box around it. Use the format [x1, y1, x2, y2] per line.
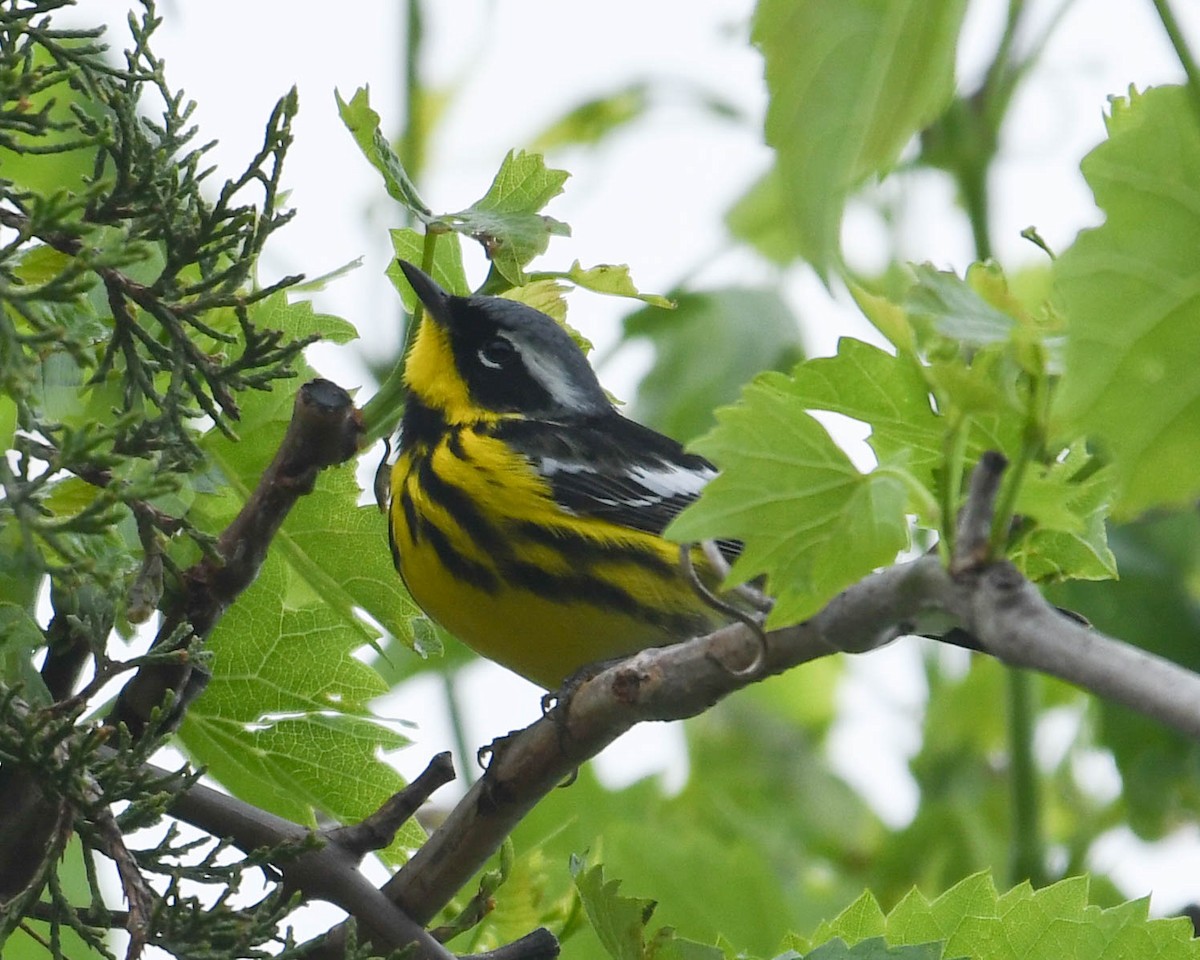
[450, 150, 571, 284]
[572, 860, 723, 960]
[806, 873, 1200, 960]
[667, 372, 909, 628]
[175, 296, 424, 856]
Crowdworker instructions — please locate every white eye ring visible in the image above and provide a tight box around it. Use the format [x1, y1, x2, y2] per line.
[478, 337, 515, 369]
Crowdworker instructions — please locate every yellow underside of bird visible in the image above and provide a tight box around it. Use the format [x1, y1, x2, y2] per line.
[389, 425, 727, 689]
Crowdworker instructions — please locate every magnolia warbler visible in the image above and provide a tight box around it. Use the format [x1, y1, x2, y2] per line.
[388, 262, 743, 689]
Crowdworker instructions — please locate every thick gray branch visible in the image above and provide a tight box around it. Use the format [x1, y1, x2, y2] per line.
[945, 562, 1200, 739]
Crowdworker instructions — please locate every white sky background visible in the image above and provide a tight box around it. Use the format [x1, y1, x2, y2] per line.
[65, 0, 1200, 928]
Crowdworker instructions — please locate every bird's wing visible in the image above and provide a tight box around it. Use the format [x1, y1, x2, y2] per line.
[493, 414, 741, 562]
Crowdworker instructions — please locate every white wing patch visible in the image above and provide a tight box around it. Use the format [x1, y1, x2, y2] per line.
[540, 456, 714, 511]
[629, 461, 714, 498]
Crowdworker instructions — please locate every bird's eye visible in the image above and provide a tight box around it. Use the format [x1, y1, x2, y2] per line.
[478, 337, 516, 370]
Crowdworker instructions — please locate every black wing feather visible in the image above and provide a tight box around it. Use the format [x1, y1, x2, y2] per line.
[493, 414, 741, 562]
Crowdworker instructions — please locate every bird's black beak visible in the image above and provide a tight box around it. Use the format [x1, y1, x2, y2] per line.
[398, 261, 452, 325]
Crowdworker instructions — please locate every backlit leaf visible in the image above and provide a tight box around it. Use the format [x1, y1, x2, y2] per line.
[1055, 85, 1200, 517]
[667, 373, 909, 627]
[753, 0, 965, 274]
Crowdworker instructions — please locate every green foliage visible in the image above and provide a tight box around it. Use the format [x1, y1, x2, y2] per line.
[796, 873, 1200, 960]
[669, 253, 1120, 627]
[0, 1, 309, 596]
[11, 0, 1200, 957]
[178, 551, 419, 857]
[453, 150, 571, 286]
[622, 289, 803, 443]
[0, 603, 50, 702]
[668, 372, 911, 627]
[553, 861, 1197, 960]
[481, 684, 881, 960]
[348, 87, 672, 441]
[555, 261, 673, 309]
[340, 87, 570, 287]
[0, 4, 418, 954]
[169, 294, 423, 848]
[572, 860, 723, 960]
[1049, 514, 1200, 839]
[803, 940, 944, 960]
[343, 84, 670, 308]
[1053, 85, 1200, 518]
[529, 83, 650, 152]
[191, 296, 418, 650]
[353, 6, 1200, 955]
[388, 227, 471, 309]
[750, 0, 966, 274]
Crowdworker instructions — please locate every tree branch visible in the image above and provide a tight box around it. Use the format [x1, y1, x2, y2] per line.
[948, 562, 1200, 739]
[3, 379, 362, 945]
[304, 559, 950, 958]
[952, 449, 1007, 574]
[111, 377, 364, 737]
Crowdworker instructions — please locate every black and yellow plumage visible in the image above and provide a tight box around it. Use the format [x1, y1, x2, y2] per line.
[388, 262, 736, 688]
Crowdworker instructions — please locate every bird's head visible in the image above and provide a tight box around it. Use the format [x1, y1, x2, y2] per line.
[398, 261, 611, 424]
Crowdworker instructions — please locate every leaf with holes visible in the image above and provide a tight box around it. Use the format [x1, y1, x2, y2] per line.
[563, 260, 673, 308]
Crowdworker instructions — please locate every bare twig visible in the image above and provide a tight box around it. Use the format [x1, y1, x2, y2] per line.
[4, 379, 363, 947]
[91, 805, 152, 960]
[951, 450, 1007, 574]
[948, 561, 1200, 739]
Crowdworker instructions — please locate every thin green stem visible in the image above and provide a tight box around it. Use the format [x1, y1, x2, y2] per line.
[989, 375, 1046, 552]
[361, 0, 431, 446]
[960, 163, 993, 262]
[361, 232, 439, 444]
[949, 13, 1052, 887]
[981, 0, 1027, 129]
[989, 445, 1031, 553]
[420, 226, 438, 275]
[1153, 0, 1200, 128]
[1006, 668, 1046, 886]
[361, 362, 409, 445]
[400, 0, 425, 195]
[876, 464, 941, 528]
[441, 669, 476, 787]
[939, 417, 970, 561]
